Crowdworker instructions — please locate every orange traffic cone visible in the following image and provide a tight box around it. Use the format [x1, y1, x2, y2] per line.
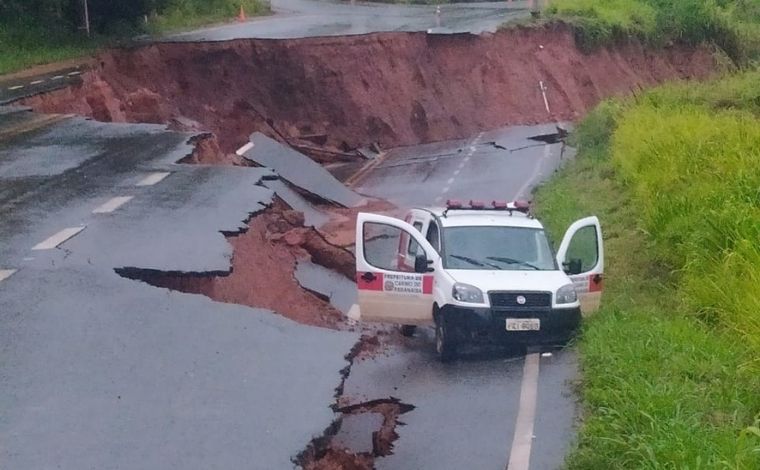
[238, 5, 246, 22]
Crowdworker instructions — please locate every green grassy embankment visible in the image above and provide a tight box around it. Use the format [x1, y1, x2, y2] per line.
[545, 0, 760, 63]
[534, 72, 760, 468]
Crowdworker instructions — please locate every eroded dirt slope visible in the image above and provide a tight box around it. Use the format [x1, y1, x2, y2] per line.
[22, 24, 716, 154]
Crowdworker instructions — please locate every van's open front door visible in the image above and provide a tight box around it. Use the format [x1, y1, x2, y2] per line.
[556, 216, 604, 314]
[354, 213, 439, 325]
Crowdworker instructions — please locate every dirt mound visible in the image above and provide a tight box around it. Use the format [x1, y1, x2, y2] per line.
[21, 24, 716, 156]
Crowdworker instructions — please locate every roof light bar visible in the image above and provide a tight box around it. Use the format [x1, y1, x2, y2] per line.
[510, 200, 531, 213]
[442, 199, 531, 216]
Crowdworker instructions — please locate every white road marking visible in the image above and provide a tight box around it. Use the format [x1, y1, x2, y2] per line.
[136, 172, 171, 186]
[22, 257, 34, 261]
[236, 142, 254, 156]
[453, 168, 461, 176]
[29, 80, 44, 85]
[0, 269, 17, 283]
[441, 185, 450, 194]
[32, 226, 86, 251]
[507, 353, 540, 470]
[470, 146, 477, 152]
[8, 85, 23, 91]
[51, 75, 64, 80]
[67, 71, 82, 76]
[92, 196, 133, 214]
[446, 177, 455, 185]
[435, 195, 443, 203]
[513, 144, 551, 200]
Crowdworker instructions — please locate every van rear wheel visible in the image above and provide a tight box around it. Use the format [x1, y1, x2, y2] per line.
[435, 316, 457, 362]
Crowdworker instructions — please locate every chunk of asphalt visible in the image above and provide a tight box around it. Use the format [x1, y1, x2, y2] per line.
[295, 261, 357, 315]
[333, 412, 385, 454]
[243, 132, 364, 208]
[262, 179, 330, 228]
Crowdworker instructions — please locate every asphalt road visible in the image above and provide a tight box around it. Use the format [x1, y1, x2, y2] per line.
[0, 0, 529, 114]
[0, 68, 85, 106]
[0, 107, 359, 469]
[164, 0, 530, 41]
[346, 123, 579, 470]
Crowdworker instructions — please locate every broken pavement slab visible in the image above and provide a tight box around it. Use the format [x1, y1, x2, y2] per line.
[295, 260, 357, 315]
[242, 132, 365, 208]
[263, 178, 331, 228]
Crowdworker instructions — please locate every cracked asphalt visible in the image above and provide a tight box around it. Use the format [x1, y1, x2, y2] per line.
[0, 107, 358, 469]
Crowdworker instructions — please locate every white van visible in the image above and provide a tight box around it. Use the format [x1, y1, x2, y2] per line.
[352, 200, 604, 361]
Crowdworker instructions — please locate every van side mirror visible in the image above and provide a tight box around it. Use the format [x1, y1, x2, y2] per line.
[563, 258, 583, 275]
[415, 254, 434, 273]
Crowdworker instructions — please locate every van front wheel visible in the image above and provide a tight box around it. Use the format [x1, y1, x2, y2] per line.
[435, 315, 457, 362]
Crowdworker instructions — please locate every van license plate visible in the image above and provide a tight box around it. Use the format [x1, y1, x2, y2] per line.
[506, 318, 540, 331]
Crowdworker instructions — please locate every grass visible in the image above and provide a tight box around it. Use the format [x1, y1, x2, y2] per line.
[545, 0, 760, 63]
[146, 0, 269, 34]
[533, 77, 760, 467]
[0, 0, 269, 76]
[0, 23, 100, 76]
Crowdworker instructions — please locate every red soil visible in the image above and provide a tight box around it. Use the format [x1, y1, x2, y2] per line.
[140, 205, 345, 328]
[21, 24, 716, 156]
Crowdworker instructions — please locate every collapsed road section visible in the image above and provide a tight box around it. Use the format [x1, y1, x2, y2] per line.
[19, 25, 716, 159]
[0, 18, 724, 470]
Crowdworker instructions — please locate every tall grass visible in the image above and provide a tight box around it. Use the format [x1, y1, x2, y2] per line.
[612, 94, 760, 352]
[546, 0, 760, 63]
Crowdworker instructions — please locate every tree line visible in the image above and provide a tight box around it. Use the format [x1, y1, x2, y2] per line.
[0, 0, 246, 33]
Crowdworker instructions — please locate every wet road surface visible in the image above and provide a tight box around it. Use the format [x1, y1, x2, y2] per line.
[0, 68, 85, 106]
[0, 108, 358, 469]
[346, 123, 579, 469]
[0, 103, 579, 468]
[164, 0, 530, 42]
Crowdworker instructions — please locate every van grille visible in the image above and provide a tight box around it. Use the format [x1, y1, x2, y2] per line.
[489, 292, 551, 309]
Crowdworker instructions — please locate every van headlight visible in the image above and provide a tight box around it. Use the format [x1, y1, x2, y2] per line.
[556, 284, 578, 304]
[452, 283, 484, 304]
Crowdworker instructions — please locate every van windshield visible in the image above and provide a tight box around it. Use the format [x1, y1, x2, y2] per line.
[442, 226, 557, 271]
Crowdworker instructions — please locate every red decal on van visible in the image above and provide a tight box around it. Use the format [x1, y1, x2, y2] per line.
[356, 272, 384, 291]
[422, 275, 434, 294]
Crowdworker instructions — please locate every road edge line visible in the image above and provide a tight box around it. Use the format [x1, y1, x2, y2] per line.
[506, 352, 540, 470]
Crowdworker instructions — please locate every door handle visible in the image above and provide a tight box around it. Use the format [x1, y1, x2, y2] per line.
[361, 272, 377, 282]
